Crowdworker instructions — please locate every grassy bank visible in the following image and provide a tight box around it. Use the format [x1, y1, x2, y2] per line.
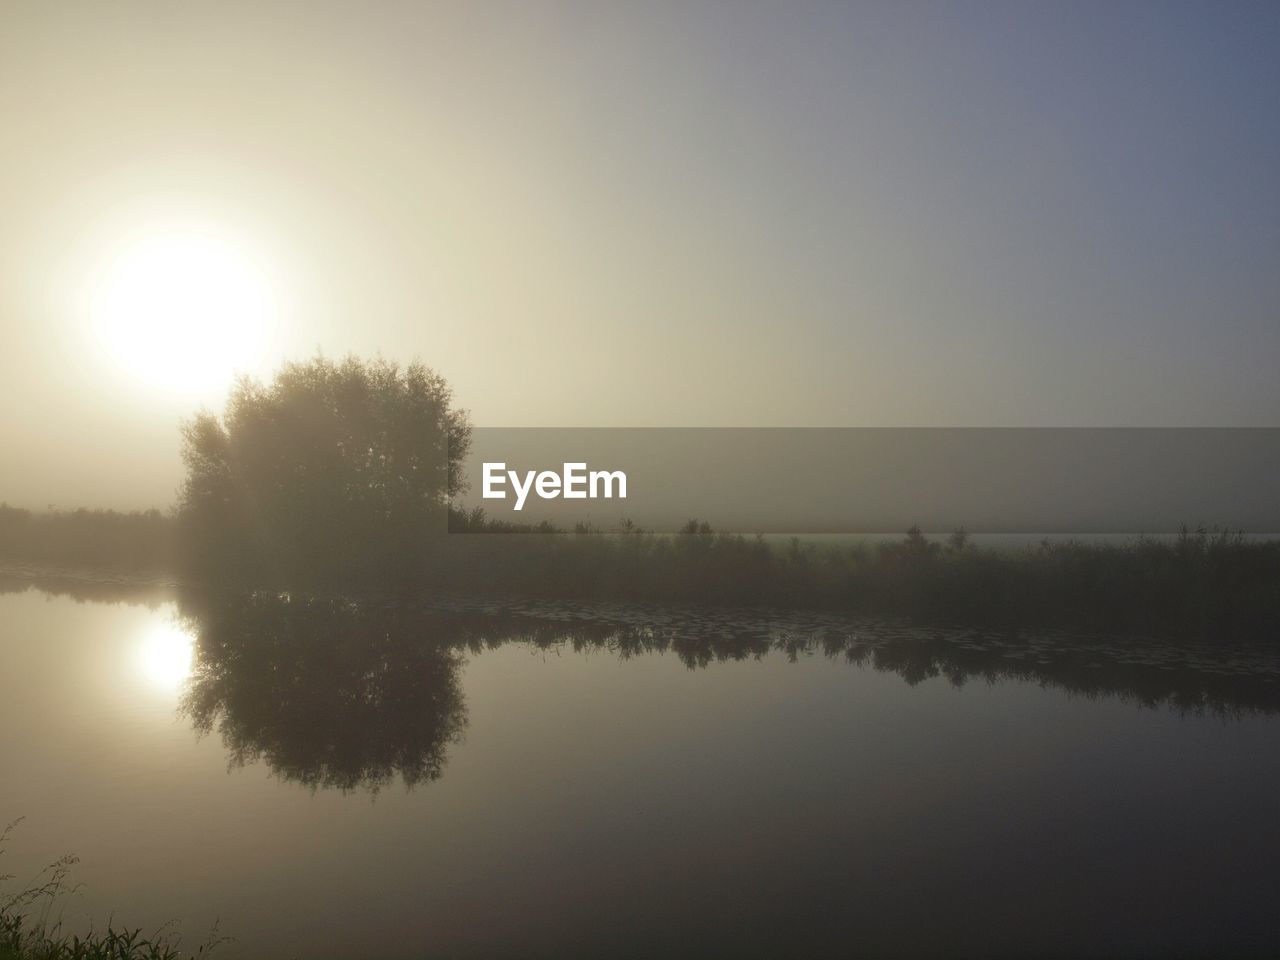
[0, 822, 223, 960]
[432, 523, 1280, 639]
[3, 504, 1277, 640]
[0, 506, 175, 573]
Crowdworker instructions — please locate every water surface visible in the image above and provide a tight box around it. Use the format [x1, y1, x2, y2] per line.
[1, 574, 1278, 958]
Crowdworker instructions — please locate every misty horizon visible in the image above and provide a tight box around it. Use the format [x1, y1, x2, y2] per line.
[4, 5, 1280, 959]
[4, 2, 1280, 510]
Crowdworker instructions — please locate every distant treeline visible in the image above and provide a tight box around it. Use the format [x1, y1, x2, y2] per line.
[2, 500, 1278, 641]
[0, 503, 175, 571]
[435, 520, 1280, 640]
[5, 359, 1278, 640]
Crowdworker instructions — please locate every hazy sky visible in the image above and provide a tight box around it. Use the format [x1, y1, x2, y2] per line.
[2, 1, 1279, 509]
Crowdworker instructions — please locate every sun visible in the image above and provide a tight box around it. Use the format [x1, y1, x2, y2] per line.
[136, 621, 195, 694]
[90, 227, 278, 394]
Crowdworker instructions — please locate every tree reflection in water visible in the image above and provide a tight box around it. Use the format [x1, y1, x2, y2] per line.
[178, 591, 469, 792]
[4, 574, 1277, 793]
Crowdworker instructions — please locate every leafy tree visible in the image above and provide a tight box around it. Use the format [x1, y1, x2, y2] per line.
[178, 356, 470, 581]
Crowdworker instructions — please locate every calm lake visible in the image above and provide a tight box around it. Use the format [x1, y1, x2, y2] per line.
[2, 573, 1279, 958]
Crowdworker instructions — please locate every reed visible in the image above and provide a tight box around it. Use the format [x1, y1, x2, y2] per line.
[0, 821, 226, 960]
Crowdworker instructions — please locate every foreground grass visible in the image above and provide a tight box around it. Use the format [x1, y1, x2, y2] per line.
[0, 823, 224, 960]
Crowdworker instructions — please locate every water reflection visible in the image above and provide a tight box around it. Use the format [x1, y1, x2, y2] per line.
[178, 591, 468, 792]
[163, 588, 1280, 793]
[5, 570, 1279, 793]
[136, 621, 194, 693]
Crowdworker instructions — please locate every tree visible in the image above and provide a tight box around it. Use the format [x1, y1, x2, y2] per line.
[178, 356, 470, 582]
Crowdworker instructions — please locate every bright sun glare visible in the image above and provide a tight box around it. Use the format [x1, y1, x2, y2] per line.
[137, 621, 195, 693]
[91, 228, 277, 394]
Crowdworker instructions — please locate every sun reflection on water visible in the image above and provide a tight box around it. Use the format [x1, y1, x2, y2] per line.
[137, 621, 195, 693]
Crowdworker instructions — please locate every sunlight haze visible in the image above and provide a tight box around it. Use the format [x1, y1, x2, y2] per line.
[2, 1, 1278, 509]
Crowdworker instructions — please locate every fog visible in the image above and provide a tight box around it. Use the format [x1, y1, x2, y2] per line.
[3, 2, 1279, 509]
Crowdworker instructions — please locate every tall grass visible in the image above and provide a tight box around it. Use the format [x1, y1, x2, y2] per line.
[0, 821, 226, 960]
[3, 500, 1277, 640]
[432, 521, 1280, 640]
[0, 506, 174, 573]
